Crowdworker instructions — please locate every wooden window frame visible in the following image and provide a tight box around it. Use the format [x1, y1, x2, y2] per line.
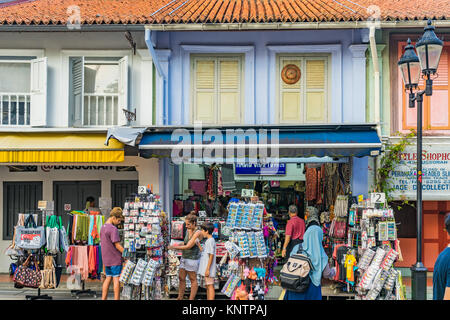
[276, 53, 331, 124]
[190, 54, 245, 125]
[390, 34, 450, 134]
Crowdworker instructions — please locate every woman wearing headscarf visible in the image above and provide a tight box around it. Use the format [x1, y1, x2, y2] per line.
[284, 206, 335, 300]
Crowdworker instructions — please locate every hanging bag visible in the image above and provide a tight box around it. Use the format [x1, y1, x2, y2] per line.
[45, 216, 60, 254]
[15, 214, 46, 250]
[13, 255, 42, 288]
[280, 248, 313, 293]
[39, 256, 56, 289]
[58, 216, 70, 252]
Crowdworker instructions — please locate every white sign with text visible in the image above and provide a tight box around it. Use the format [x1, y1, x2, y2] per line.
[389, 144, 450, 200]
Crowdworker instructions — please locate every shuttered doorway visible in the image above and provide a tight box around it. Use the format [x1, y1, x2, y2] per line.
[111, 180, 138, 208]
[2, 181, 43, 240]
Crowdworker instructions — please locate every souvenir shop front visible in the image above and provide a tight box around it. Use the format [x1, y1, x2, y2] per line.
[134, 124, 407, 300]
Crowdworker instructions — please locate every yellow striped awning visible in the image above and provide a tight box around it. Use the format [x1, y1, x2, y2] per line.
[0, 133, 124, 163]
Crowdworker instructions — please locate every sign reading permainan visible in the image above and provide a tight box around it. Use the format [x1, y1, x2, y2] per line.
[389, 144, 450, 200]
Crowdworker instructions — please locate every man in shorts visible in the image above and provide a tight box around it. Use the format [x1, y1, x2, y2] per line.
[100, 207, 124, 300]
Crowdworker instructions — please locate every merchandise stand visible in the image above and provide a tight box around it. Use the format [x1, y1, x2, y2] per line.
[70, 280, 97, 299]
[12, 210, 54, 300]
[25, 287, 52, 301]
[321, 195, 406, 300]
[218, 200, 270, 300]
[119, 188, 169, 300]
[65, 210, 104, 299]
[168, 216, 228, 299]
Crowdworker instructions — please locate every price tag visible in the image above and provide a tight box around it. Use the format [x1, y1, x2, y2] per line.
[138, 186, 147, 194]
[64, 203, 71, 211]
[241, 189, 254, 197]
[370, 192, 386, 204]
[198, 211, 207, 218]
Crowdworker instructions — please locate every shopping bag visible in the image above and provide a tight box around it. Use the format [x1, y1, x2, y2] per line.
[14, 215, 46, 250]
[58, 216, 70, 252]
[13, 255, 42, 288]
[66, 265, 82, 290]
[45, 216, 60, 254]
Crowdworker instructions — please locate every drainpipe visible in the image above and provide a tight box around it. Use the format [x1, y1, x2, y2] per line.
[369, 26, 382, 190]
[369, 26, 381, 138]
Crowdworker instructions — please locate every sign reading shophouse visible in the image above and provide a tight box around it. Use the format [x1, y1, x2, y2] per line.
[389, 144, 450, 200]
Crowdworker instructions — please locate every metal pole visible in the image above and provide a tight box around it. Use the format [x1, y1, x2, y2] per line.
[411, 91, 428, 300]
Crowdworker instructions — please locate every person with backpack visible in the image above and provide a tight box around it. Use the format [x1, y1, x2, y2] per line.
[283, 207, 335, 300]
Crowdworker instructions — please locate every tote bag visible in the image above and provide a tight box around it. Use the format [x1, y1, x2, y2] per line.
[58, 216, 70, 252]
[15, 215, 46, 250]
[13, 255, 42, 288]
[45, 215, 60, 254]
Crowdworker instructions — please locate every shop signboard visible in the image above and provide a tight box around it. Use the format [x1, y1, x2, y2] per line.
[235, 163, 286, 175]
[389, 143, 450, 200]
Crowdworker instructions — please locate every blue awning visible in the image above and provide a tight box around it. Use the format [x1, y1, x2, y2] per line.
[138, 124, 381, 161]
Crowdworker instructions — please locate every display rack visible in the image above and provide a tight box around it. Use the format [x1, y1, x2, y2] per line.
[119, 188, 169, 300]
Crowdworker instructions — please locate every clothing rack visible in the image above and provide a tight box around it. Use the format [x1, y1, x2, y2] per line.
[65, 211, 102, 299]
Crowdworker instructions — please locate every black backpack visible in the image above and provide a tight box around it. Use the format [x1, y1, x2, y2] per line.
[280, 249, 313, 293]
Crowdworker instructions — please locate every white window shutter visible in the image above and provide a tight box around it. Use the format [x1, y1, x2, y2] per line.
[30, 57, 47, 127]
[72, 57, 84, 127]
[118, 56, 129, 126]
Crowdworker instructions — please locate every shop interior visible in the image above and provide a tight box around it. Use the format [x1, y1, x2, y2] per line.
[170, 159, 355, 297]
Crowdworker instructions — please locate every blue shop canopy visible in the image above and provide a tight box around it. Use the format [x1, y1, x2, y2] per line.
[137, 124, 381, 161]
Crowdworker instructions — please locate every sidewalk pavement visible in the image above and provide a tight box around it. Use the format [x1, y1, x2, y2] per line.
[0, 271, 435, 300]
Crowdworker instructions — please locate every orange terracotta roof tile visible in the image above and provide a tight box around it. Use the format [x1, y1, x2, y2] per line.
[0, 0, 448, 26]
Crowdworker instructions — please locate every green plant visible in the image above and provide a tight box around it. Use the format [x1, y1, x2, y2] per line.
[375, 130, 416, 206]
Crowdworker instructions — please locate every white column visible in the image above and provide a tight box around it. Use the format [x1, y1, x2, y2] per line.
[349, 44, 368, 123]
[155, 49, 171, 125]
[136, 49, 154, 127]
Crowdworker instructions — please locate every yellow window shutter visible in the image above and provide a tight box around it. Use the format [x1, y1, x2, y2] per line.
[219, 59, 241, 123]
[280, 59, 302, 122]
[305, 59, 327, 122]
[194, 60, 216, 124]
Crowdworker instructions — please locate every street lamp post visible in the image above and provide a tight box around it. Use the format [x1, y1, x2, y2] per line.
[398, 20, 443, 300]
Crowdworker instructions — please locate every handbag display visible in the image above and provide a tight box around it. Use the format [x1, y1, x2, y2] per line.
[14, 215, 46, 250]
[13, 255, 42, 288]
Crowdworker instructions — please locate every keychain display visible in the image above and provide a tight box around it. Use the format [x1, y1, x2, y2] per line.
[119, 260, 136, 284]
[120, 189, 169, 300]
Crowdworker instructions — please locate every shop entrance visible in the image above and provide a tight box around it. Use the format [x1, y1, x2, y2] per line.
[53, 180, 101, 228]
[423, 201, 450, 270]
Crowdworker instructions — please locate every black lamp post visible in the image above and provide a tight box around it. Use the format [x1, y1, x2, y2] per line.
[398, 20, 443, 300]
